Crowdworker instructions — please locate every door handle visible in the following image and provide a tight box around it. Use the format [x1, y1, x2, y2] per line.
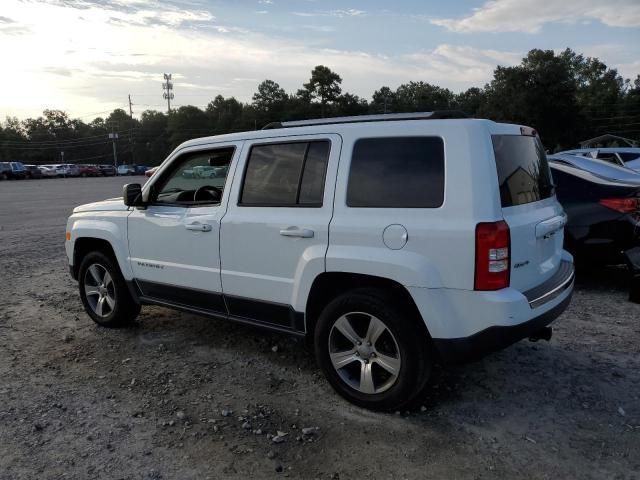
[535, 215, 567, 239]
[279, 227, 314, 238]
[185, 222, 212, 232]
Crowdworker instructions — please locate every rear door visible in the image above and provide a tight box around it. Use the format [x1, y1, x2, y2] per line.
[492, 133, 566, 291]
[220, 134, 340, 331]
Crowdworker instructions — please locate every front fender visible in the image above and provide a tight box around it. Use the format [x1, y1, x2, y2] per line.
[66, 211, 133, 280]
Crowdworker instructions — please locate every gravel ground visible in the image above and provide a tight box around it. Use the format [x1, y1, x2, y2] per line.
[0, 176, 639, 480]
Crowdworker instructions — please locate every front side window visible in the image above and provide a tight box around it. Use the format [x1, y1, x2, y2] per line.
[153, 147, 234, 206]
[240, 141, 330, 206]
[596, 153, 621, 165]
[347, 137, 445, 208]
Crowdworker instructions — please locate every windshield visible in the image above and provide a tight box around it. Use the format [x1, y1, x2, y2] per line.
[492, 135, 554, 208]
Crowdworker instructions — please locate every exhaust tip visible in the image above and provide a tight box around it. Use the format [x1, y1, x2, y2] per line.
[529, 326, 552, 342]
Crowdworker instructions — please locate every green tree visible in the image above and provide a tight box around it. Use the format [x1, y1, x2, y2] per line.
[370, 86, 397, 113]
[335, 93, 369, 116]
[482, 49, 580, 149]
[394, 81, 455, 112]
[252, 80, 287, 113]
[137, 110, 169, 166]
[299, 65, 343, 117]
[168, 105, 209, 147]
[454, 87, 486, 116]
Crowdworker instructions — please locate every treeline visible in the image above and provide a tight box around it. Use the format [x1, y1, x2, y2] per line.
[1, 48, 639, 166]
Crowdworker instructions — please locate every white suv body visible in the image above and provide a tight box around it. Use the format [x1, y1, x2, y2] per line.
[66, 113, 574, 410]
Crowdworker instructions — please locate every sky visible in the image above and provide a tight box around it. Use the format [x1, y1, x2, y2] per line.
[1, 0, 639, 120]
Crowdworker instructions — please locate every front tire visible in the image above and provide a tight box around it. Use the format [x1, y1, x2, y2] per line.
[78, 251, 140, 327]
[314, 289, 431, 411]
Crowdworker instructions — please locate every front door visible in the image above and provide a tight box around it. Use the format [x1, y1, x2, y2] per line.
[128, 143, 241, 313]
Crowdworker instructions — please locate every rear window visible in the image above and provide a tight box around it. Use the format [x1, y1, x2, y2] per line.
[492, 135, 554, 207]
[346, 137, 445, 208]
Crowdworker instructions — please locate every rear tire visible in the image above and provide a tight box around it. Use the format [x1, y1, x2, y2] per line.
[314, 288, 431, 411]
[78, 251, 140, 327]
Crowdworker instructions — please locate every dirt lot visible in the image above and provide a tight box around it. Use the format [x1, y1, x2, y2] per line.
[0, 176, 638, 480]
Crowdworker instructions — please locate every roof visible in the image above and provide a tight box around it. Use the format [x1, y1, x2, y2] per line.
[262, 111, 468, 129]
[177, 115, 505, 151]
[579, 134, 638, 148]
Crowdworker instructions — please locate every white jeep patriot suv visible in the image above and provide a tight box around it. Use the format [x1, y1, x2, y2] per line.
[65, 112, 575, 411]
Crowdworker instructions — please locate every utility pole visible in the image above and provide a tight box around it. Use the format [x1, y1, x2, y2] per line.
[162, 73, 174, 115]
[128, 95, 135, 165]
[108, 122, 118, 170]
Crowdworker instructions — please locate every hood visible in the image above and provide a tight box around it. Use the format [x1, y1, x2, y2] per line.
[73, 197, 128, 213]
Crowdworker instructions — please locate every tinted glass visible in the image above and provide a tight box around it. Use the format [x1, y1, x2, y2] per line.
[155, 148, 234, 205]
[346, 137, 445, 208]
[299, 141, 330, 205]
[596, 153, 620, 165]
[241, 143, 306, 205]
[240, 141, 330, 206]
[492, 135, 554, 207]
[619, 152, 640, 162]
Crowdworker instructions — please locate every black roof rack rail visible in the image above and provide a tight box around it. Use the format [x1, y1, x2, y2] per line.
[261, 111, 468, 130]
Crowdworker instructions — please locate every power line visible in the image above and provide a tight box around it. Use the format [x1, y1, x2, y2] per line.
[0, 129, 136, 146]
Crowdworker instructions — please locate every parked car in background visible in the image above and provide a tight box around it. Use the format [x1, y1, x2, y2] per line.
[78, 164, 100, 177]
[549, 160, 640, 271]
[0, 162, 27, 179]
[47, 164, 70, 177]
[548, 153, 640, 185]
[98, 165, 116, 176]
[38, 166, 59, 178]
[134, 165, 149, 175]
[0, 162, 11, 180]
[117, 165, 136, 176]
[560, 148, 640, 171]
[145, 166, 159, 178]
[24, 165, 43, 179]
[63, 164, 81, 177]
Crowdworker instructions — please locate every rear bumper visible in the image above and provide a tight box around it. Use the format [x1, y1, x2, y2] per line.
[408, 255, 574, 364]
[432, 290, 572, 363]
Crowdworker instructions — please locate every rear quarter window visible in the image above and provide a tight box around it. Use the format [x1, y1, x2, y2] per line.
[492, 135, 554, 207]
[346, 137, 445, 208]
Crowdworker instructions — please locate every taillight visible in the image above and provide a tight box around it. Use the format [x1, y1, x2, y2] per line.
[475, 221, 510, 291]
[599, 198, 640, 214]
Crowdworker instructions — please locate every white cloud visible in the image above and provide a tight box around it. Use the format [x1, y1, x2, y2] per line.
[293, 9, 366, 18]
[579, 44, 640, 80]
[0, 0, 524, 118]
[431, 0, 640, 33]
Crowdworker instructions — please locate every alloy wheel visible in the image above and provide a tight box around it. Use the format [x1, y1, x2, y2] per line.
[328, 312, 402, 394]
[83, 264, 116, 318]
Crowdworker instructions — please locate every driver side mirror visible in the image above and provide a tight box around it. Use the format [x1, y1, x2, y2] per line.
[123, 183, 145, 207]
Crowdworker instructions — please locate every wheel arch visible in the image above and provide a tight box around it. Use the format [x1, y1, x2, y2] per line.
[305, 272, 431, 341]
[72, 237, 118, 279]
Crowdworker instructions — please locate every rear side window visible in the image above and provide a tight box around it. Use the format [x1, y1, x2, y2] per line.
[492, 135, 554, 207]
[240, 141, 330, 206]
[619, 152, 640, 162]
[346, 137, 445, 208]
